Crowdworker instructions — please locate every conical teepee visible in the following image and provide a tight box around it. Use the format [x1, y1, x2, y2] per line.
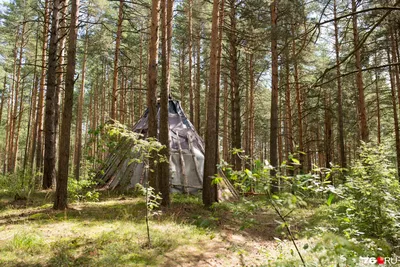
[96, 99, 239, 201]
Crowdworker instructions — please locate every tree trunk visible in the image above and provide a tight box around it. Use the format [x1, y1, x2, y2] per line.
[87, 91, 93, 159]
[9, 20, 26, 173]
[393, 27, 400, 117]
[43, 0, 60, 189]
[23, 75, 37, 175]
[334, 0, 346, 169]
[203, 0, 220, 207]
[0, 76, 5, 125]
[139, 31, 143, 116]
[73, 30, 88, 181]
[223, 75, 229, 162]
[375, 52, 381, 144]
[389, 27, 400, 179]
[4, 90, 12, 173]
[54, 0, 79, 210]
[278, 92, 283, 168]
[36, 0, 49, 179]
[179, 45, 185, 109]
[249, 53, 255, 166]
[324, 92, 332, 169]
[55, 0, 69, 171]
[195, 31, 201, 132]
[351, 0, 369, 142]
[0, 77, 6, 172]
[158, 0, 173, 207]
[188, 0, 194, 123]
[388, 47, 400, 179]
[93, 79, 100, 169]
[111, 0, 124, 120]
[14, 77, 25, 173]
[28, 29, 41, 174]
[147, 0, 161, 190]
[269, 0, 279, 193]
[229, 0, 241, 170]
[120, 64, 126, 123]
[7, 30, 19, 173]
[14, 22, 28, 172]
[284, 48, 293, 173]
[291, 24, 304, 173]
[215, 0, 225, 165]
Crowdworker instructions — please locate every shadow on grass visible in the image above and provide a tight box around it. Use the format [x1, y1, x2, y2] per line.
[0, 229, 169, 267]
[0, 190, 53, 209]
[1, 192, 284, 242]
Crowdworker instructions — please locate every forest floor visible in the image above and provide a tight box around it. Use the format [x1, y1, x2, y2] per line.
[0, 190, 327, 267]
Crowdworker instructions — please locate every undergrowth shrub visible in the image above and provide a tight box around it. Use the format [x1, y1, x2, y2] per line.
[0, 171, 35, 200]
[68, 177, 99, 202]
[331, 143, 400, 252]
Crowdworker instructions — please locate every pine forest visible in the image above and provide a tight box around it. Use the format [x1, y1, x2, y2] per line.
[0, 0, 400, 266]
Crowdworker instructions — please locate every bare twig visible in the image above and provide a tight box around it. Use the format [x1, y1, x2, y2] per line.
[267, 190, 306, 267]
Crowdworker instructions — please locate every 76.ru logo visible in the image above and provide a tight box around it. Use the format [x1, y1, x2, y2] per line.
[360, 256, 399, 265]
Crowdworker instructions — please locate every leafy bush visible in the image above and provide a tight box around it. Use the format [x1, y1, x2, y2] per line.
[0, 172, 34, 200]
[331, 143, 400, 251]
[68, 177, 99, 202]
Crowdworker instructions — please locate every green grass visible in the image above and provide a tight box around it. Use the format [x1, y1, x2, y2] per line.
[1, 190, 391, 267]
[1, 192, 272, 266]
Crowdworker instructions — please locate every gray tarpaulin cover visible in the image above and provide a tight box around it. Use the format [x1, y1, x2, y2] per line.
[97, 99, 238, 200]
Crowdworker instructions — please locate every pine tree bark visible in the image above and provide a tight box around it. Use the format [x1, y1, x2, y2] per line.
[203, 0, 220, 207]
[179, 46, 185, 109]
[43, 0, 60, 189]
[229, 0, 241, 170]
[223, 75, 229, 162]
[87, 91, 93, 159]
[73, 30, 88, 181]
[0, 77, 5, 125]
[91, 82, 98, 163]
[54, 0, 79, 210]
[375, 54, 381, 144]
[393, 27, 400, 117]
[24, 75, 37, 175]
[0, 77, 5, 171]
[4, 91, 11, 173]
[158, 0, 173, 207]
[139, 32, 143, 116]
[215, 0, 225, 165]
[147, 0, 161, 190]
[93, 79, 99, 168]
[291, 24, 304, 173]
[249, 53, 255, 165]
[35, 0, 49, 179]
[7, 30, 19, 173]
[195, 32, 201, 131]
[284, 48, 293, 172]
[120, 64, 126, 123]
[111, 0, 124, 120]
[55, 0, 69, 167]
[12, 21, 27, 172]
[389, 26, 400, 178]
[324, 92, 332, 169]
[8, 20, 27, 173]
[388, 47, 400, 179]
[278, 93, 283, 168]
[188, 0, 194, 123]
[28, 29, 41, 174]
[14, 77, 25, 173]
[269, 0, 279, 193]
[334, 0, 346, 169]
[351, 0, 369, 142]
